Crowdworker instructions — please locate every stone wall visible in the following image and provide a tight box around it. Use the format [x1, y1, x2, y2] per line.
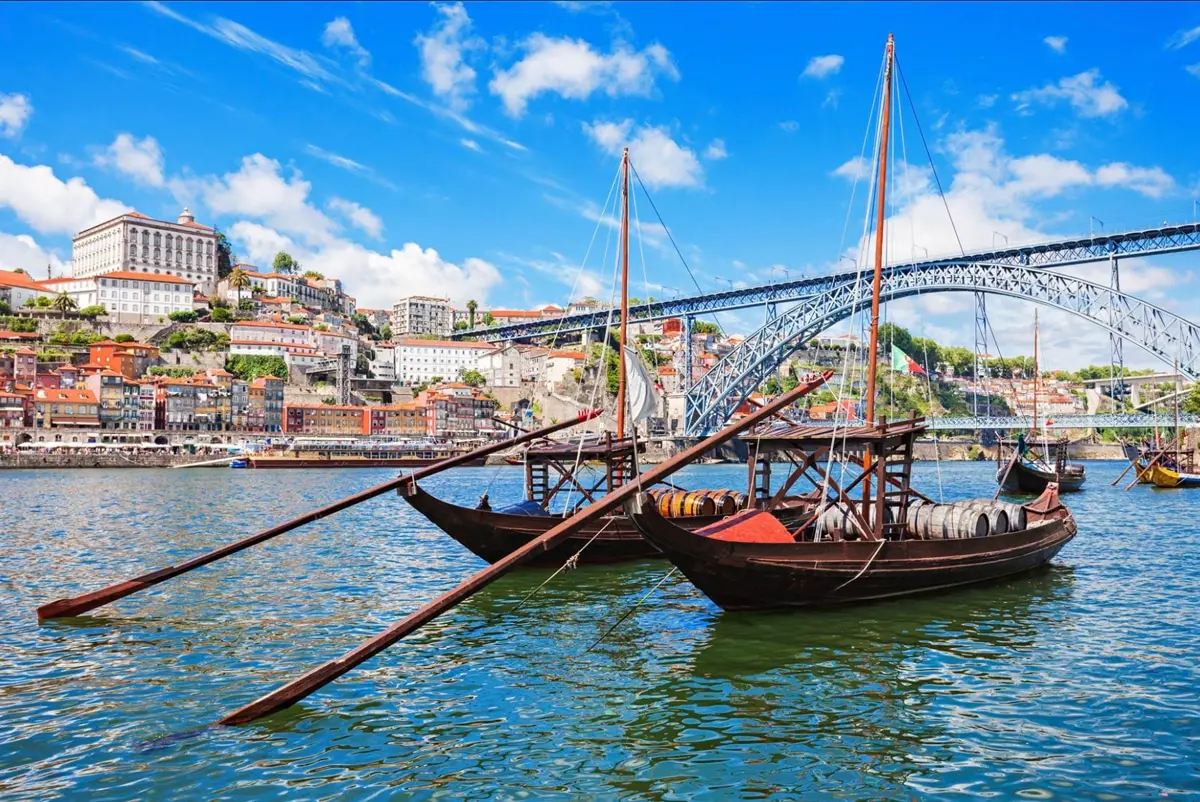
[0, 452, 231, 469]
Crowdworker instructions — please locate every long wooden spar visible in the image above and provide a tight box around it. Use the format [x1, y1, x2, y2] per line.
[218, 370, 834, 725]
[36, 410, 603, 622]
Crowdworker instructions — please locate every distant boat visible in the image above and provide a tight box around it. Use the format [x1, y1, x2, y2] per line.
[242, 438, 486, 469]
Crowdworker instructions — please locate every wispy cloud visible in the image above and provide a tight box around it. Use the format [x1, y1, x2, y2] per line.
[1011, 69, 1128, 118]
[1165, 24, 1200, 50]
[460, 138, 483, 153]
[1043, 36, 1068, 54]
[801, 54, 844, 80]
[303, 143, 397, 190]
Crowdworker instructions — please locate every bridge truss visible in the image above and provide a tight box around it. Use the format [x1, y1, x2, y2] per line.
[927, 414, 1200, 431]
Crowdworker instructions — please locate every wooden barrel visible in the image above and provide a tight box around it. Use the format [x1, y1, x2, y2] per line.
[701, 489, 744, 516]
[906, 502, 987, 539]
[655, 490, 718, 518]
[816, 502, 893, 540]
[946, 500, 1010, 536]
[993, 501, 1027, 531]
[905, 499, 941, 540]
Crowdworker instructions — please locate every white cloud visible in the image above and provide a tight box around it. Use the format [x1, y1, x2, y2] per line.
[490, 34, 679, 117]
[229, 221, 502, 308]
[703, 139, 727, 160]
[460, 138, 483, 152]
[552, 0, 613, 11]
[0, 154, 129, 236]
[1043, 36, 1068, 53]
[583, 119, 703, 189]
[145, 2, 339, 87]
[1187, 63, 1200, 79]
[779, 120, 799, 133]
[415, 2, 483, 111]
[0, 93, 32, 138]
[1166, 25, 1200, 50]
[303, 143, 397, 190]
[93, 133, 165, 187]
[801, 54, 844, 79]
[198, 153, 337, 245]
[322, 17, 370, 67]
[1093, 163, 1175, 198]
[327, 197, 383, 239]
[0, 231, 68, 276]
[977, 94, 998, 109]
[1011, 69, 1128, 117]
[832, 156, 871, 181]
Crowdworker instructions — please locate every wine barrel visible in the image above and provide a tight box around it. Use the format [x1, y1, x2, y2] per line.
[930, 505, 988, 539]
[993, 500, 1027, 531]
[700, 489, 744, 516]
[655, 490, 718, 518]
[815, 502, 893, 540]
[946, 500, 1010, 536]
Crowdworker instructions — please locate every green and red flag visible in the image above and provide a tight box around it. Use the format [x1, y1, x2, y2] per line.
[891, 344, 927, 376]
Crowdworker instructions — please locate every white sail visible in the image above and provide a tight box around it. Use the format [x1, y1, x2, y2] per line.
[622, 346, 658, 424]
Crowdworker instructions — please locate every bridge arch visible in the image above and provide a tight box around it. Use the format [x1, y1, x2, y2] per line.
[685, 262, 1200, 435]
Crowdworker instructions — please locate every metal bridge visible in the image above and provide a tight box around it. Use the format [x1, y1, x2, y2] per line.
[926, 414, 1200, 431]
[451, 222, 1200, 436]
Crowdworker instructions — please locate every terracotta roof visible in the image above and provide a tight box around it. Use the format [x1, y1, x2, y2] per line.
[231, 320, 311, 331]
[548, 350, 587, 360]
[286, 403, 365, 412]
[98, 271, 196, 285]
[180, 220, 213, 230]
[0, 332, 39, 340]
[15, 347, 35, 355]
[36, 388, 98, 403]
[0, 270, 51, 292]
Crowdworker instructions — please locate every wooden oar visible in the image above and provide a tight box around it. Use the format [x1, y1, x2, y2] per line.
[216, 370, 834, 725]
[993, 450, 1019, 500]
[1110, 454, 1142, 487]
[1126, 450, 1165, 491]
[36, 410, 602, 622]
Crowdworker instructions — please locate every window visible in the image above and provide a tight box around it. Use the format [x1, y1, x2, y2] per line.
[142, 231, 149, 244]
[154, 247, 160, 260]
[154, 232, 161, 246]
[142, 246, 148, 259]
[65, 405, 74, 414]
[165, 234, 172, 248]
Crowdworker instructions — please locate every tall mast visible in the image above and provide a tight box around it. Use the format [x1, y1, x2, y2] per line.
[1032, 308, 1039, 434]
[615, 147, 631, 440]
[864, 34, 895, 423]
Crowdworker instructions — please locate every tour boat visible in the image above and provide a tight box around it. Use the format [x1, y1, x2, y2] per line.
[244, 438, 486, 469]
[623, 34, 1078, 611]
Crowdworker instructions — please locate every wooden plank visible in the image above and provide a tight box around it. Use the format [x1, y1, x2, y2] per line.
[35, 410, 604, 622]
[216, 370, 834, 725]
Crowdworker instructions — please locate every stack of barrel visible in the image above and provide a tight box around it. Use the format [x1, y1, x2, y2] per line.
[904, 498, 1027, 540]
[647, 488, 748, 518]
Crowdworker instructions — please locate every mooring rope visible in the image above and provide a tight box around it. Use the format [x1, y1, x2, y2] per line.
[831, 537, 887, 594]
[584, 567, 679, 653]
[492, 517, 616, 621]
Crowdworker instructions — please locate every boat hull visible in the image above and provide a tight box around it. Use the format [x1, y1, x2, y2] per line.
[248, 455, 489, 469]
[1148, 464, 1200, 488]
[626, 492, 1077, 611]
[997, 459, 1085, 493]
[401, 485, 811, 566]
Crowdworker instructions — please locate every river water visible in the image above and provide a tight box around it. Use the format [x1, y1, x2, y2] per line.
[1, 462, 1197, 799]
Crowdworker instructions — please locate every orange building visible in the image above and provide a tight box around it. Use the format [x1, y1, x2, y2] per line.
[284, 404, 370, 435]
[88, 340, 161, 380]
[369, 403, 428, 437]
[33, 388, 100, 428]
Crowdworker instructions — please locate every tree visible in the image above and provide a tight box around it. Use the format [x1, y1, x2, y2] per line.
[238, 299, 255, 311]
[51, 292, 77, 318]
[453, 320, 469, 331]
[481, 311, 495, 327]
[467, 299, 478, 328]
[225, 354, 289, 382]
[380, 325, 392, 341]
[211, 307, 233, 322]
[0, 300, 10, 315]
[272, 251, 300, 274]
[229, 267, 251, 306]
[113, 333, 136, 343]
[459, 368, 486, 387]
[215, 229, 235, 280]
[168, 309, 198, 323]
[1183, 383, 1200, 415]
[78, 305, 107, 319]
[34, 296, 52, 309]
[303, 270, 325, 281]
[692, 321, 720, 335]
[12, 268, 25, 274]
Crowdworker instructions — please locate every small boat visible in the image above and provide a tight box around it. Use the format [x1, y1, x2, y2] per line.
[229, 458, 250, 469]
[994, 310, 1085, 494]
[1147, 463, 1200, 488]
[624, 34, 1079, 612]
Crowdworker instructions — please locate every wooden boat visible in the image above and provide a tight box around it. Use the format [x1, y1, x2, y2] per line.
[994, 310, 1085, 493]
[399, 148, 819, 565]
[624, 34, 1079, 612]
[1147, 463, 1200, 488]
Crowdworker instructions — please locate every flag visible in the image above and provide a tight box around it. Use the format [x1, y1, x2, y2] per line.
[622, 346, 658, 424]
[891, 344, 927, 376]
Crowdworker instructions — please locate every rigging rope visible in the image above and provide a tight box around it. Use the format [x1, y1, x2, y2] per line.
[584, 567, 679, 653]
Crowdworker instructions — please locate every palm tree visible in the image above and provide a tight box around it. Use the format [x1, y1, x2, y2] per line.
[229, 267, 251, 307]
[51, 292, 77, 319]
[467, 299, 478, 328]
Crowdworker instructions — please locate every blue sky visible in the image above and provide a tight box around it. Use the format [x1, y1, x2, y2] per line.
[1, 1, 1199, 368]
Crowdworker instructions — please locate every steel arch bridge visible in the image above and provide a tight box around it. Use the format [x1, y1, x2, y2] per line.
[684, 262, 1200, 435]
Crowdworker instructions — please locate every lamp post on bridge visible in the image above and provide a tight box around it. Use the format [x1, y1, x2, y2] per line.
[992, 231, 1008, 249]
[1090, 216, 1105, 239]
[715, 276, 734, 292]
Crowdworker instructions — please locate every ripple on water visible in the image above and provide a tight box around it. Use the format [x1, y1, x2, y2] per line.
[1, 463, 1198, 799]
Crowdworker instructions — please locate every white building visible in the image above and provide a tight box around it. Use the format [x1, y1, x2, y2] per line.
[228, 340, 322, 372]
[475, 344, 547, 388]
[230, 320, 312, 347]
[0, 270, 54, 309]
[543, 349, 589, 388]
[392, 296, 453, 337]
[369, 342, 396, 382]
[396, 338, 496, 385]
[72, 208, 218, 294]
[42, 271, 196, 323]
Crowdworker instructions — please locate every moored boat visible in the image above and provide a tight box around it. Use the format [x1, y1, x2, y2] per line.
[245, 438, 486, 468]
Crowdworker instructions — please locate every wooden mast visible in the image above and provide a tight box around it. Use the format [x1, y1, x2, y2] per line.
[1032, 308, 1039, 437]
[862, 34, 895, 516]
[864, 33, 895, 423]
[616, 147, 631, 443]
